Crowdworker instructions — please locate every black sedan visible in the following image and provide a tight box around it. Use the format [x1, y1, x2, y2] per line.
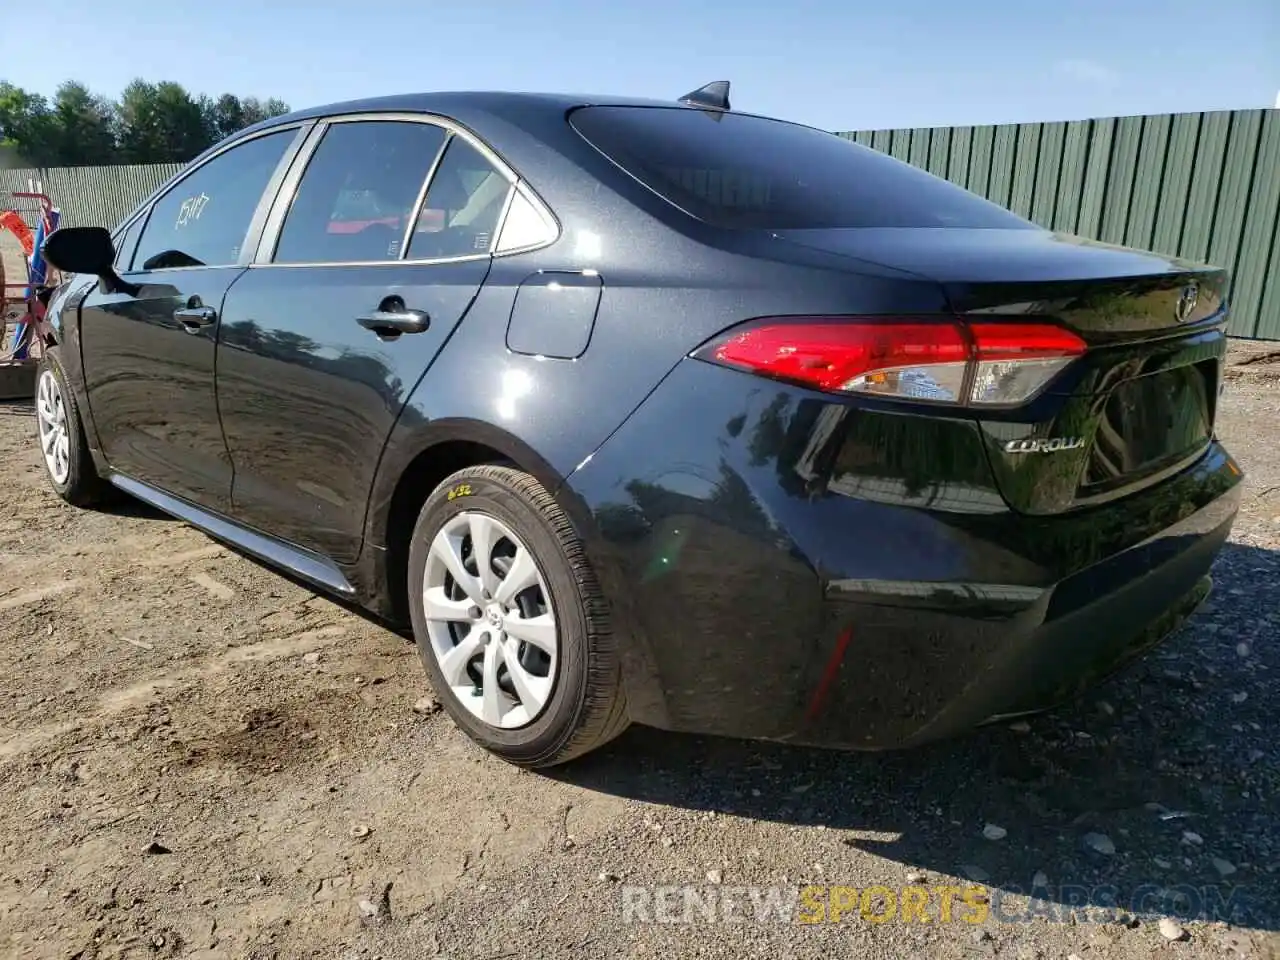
[37, 82, 1242, 767]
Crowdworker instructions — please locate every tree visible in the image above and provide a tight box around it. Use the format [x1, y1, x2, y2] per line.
[0, 78, 290, 166]
[204, 93, 246, 143]
[0, 82, 57, 166]
[115, 80, 210, 164]
[50, 82, 117, 165]
[201, 95, 291, 142]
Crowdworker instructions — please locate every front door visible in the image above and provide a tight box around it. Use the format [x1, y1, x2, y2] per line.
[216, 119, 514, 563]
[78, 126, 303, 511]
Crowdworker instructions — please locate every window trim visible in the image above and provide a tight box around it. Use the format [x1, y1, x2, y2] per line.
[111, 214, 145, 271]
[251, 111, 560, 268]
[398, 129, 454, 258]
[118, 122, 314, 275]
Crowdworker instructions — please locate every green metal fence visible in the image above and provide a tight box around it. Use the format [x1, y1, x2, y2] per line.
[3, 108, 1278, 337]
[841, 109, 1280, 339]
[1, 163, 183, 232]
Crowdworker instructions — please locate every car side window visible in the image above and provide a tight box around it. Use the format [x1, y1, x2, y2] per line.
[407, 138, 511, 260]
[273, 120, 448, 264]
[494, 189, 558, 253]
[132, 129, 295, 271]
[113, 214, 145, 271]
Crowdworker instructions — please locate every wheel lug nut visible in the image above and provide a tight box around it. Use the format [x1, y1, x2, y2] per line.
[468, 605, 482, 619]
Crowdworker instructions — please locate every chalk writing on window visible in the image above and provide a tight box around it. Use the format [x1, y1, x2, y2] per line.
[176, 193, 211, 228]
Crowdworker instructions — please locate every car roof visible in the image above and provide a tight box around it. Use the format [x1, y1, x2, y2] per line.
[253, 91, 691, 130]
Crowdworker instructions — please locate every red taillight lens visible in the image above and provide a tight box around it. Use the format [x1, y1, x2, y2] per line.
[692, 317, 1086, 406]
[967, 322, 1087, 361]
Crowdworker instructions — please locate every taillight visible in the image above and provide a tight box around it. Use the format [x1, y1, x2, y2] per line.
[691, 317, 1087, 406]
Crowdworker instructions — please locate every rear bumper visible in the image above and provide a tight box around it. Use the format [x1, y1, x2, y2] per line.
[565, 359, 1243, 750]
[805, 484, 1233, 749]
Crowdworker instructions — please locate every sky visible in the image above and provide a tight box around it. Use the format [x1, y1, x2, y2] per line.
[5, 0, 1278, 132]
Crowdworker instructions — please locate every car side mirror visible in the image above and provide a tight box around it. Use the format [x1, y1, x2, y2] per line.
[42, 226, 114, 275]
[41, 226, 138, 297]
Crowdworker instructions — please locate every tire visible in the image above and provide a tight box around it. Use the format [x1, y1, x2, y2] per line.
[34, 347, 111, 507]
[407, 464, 629, 767]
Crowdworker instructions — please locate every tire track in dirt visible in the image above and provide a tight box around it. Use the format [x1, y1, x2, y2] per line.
[0, 625, 351, 762]
[0, 578, 84, 611]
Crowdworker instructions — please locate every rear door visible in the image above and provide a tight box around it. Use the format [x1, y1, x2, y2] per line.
[77, 125, 305, 511]
[215, 114, 516, 563]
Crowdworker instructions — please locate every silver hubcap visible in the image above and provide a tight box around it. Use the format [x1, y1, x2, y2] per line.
[36, 370, 70, 486]
[423, 510, 558, 729]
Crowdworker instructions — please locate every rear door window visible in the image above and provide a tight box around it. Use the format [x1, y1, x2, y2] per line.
[406, 138, 512, 260]
[273, 119, 449, 264]
[570, 106, 1034, 231]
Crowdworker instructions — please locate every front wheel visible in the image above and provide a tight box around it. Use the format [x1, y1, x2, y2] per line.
[34, 348, 110, 507]
[407, 465, 629, 767]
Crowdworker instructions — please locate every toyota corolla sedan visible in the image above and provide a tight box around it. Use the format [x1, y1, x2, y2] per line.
[36, 82, 1242, 767]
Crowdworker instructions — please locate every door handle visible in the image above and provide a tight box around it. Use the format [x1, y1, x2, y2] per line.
[175, 304, 217, 332]
[356, 309, 430, 336]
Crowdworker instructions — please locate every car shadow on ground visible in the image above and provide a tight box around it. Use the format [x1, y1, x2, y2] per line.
[554, 541, 1280, 932]
[92, 496, 416, 636]
[96, 492, 169, 520]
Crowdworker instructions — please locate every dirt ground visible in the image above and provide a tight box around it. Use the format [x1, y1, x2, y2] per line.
[0, 357, 1277, 960]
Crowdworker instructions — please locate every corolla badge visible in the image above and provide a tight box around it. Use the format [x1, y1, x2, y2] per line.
[1175, 282, 1200, 323]
[1004, 437, 1086, 454]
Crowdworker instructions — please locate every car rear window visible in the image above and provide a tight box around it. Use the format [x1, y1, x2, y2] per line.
[570, 106, 1034, 231]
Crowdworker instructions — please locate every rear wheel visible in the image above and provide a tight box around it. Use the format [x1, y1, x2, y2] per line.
[35, 348, 110, 507]
[407, 465, 628, 767]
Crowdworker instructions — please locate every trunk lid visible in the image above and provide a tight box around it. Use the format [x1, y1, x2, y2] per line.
[772, 227, 1228, 336]
[773, 227, 1231, 514]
